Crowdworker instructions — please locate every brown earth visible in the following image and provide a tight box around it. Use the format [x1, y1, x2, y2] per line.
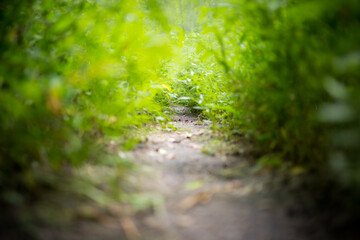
[35, 109, 331, 240]
[125, 111, 317, 240]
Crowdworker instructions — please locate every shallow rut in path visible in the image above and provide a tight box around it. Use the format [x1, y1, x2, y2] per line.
[130, 113, 308, 240]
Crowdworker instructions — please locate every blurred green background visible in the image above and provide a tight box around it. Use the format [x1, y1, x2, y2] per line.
[1, 0, 359, 238]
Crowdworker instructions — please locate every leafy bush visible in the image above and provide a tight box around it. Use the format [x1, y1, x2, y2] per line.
[206, 0, 360, 180]
[0, 0, 172, 223]
[156, 32, 231, 123]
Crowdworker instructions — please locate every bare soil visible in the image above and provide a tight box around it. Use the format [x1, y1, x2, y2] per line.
[127, 111, 312, 240]
[35, 109, 331, 240]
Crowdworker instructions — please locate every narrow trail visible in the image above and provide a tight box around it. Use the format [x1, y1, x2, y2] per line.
[36, 109, 316, 240]
[129, 108, 306, 240]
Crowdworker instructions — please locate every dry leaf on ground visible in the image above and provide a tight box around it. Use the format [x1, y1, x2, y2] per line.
[169, 138, 182, 143]
[175, 215, 196, 228]
[120, 217, 141, 240]
[166, 153, 175, 160]
[189, 143, 202, 150]
[177, 191, 213, 212]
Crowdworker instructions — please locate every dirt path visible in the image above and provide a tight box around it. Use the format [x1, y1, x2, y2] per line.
[129, 111, 307, 240]
[36, 110, 319, 240]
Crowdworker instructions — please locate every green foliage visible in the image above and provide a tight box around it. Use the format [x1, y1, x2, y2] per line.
[0, 0, 172, 224]
[1, 0, 360, 233]
[156, 32, 231, 122]
[206, 0, 360, 182]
